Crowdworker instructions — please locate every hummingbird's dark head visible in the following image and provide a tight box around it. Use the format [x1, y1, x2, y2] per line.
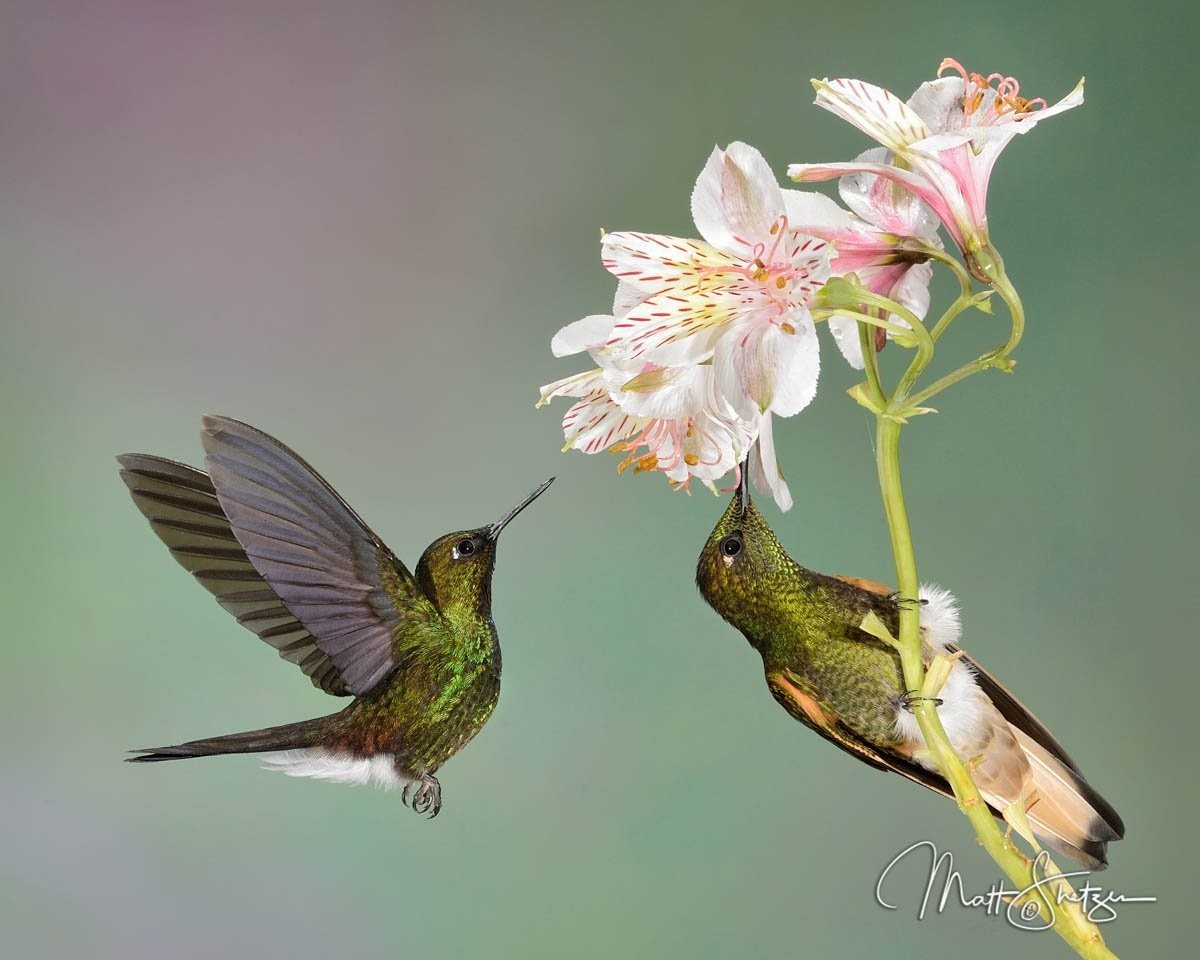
[416, 479, 553, 619]
[696, 469, 794, 637]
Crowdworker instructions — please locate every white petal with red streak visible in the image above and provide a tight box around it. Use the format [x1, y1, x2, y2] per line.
[609, 286, 740, 361]
[562, 391, 642, 455]
[601, 231, 732, 291]
[538, 367, 605, 405]
[813, 78, 932, 153]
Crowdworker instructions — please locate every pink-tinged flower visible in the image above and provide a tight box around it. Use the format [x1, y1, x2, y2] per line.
[784, 154, 940, 368]
[747, 411, 792, 511]
[789, 59, 1084, 272]
[537, 312, 758, 494]
[603, 142, 831, 422]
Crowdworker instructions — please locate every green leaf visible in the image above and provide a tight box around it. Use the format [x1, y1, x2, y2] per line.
[847, 381, 884, 414]
[860, 611, 899, 648]
[971, 290, 996, 314]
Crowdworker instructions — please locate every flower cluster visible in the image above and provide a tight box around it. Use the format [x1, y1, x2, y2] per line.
[539, 60, 1083, 508]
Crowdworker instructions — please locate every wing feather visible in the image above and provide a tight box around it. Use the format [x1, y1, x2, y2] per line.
[200, 415, 439, 696]
[118, 453, 352, 696]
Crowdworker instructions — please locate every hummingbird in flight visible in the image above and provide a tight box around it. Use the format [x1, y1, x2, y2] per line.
[120, 415, 553, 817]
[696, 474, 1124, 868]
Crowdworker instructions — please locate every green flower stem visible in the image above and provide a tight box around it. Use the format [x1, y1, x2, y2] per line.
[917, 245, 976, 342]
[857, 320, 886, 409]
[906, 275, 1025, 411]
[847, 289, 933, 355]
[836, 289, 933, 404]
[862, 256, 1118, 959]
[816, 307, 913, 342]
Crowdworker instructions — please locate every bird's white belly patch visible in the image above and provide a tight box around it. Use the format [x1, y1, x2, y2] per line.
[918, 583, 962, 651]
[261, 750, 406, 790]
[892, 659, 987, 764]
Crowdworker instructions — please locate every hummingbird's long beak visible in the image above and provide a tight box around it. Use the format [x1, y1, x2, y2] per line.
[487, 477, 555, 540]
[737, 457, 751, 516]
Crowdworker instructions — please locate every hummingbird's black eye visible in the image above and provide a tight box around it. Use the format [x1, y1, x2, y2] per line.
[454, 538, 477, 559]
[721, 533, 743, 558]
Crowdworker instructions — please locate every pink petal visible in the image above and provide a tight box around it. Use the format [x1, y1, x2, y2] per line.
[691, 142, 786, 259]
[749, 413, 793, 511]
[837, 148, 940, 239]
[714, 314, 820, 420]
[791, 159, 964, 252]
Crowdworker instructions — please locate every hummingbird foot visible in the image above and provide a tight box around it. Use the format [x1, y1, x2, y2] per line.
[899, 690, 944, 712]
[890, 592, 928, 610]
[402, 774, 442, 819]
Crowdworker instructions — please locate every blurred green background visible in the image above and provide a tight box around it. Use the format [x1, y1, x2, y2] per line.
[1, 2, 1193, 957]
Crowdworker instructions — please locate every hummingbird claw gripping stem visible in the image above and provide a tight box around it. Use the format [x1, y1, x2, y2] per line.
[889, 593, 928, 610]
[900, 690, 944, 712]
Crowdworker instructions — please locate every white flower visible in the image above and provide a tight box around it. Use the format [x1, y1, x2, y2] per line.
[538, 310, 757, 493]
[603, 142, 830, 421]
[538, 143, 832, 509]
[783, 153, 940, 369]
[790, 59, 1083, 271]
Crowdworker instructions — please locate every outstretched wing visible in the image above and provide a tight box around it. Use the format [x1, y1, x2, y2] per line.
[197, 415, 442, 697]
[118, 454, 352, 695]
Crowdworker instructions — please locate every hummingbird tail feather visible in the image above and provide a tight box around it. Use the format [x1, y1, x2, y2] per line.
[126, 717, 329, 762]
[1015, 729, 1125, 870]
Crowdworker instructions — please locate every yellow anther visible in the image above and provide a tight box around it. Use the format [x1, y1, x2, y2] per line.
[684, 453, 699, 466]
[780, 322, 796, 335]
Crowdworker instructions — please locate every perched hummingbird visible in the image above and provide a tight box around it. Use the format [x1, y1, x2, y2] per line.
[120, 416, 553, 816]
[696, 476, 1124, 868]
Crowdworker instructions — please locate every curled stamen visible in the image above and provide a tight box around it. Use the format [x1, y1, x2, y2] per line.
[940, 58, 1047, 121]
[764, 214, 789, 265]
[938, 57, 969, 82]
